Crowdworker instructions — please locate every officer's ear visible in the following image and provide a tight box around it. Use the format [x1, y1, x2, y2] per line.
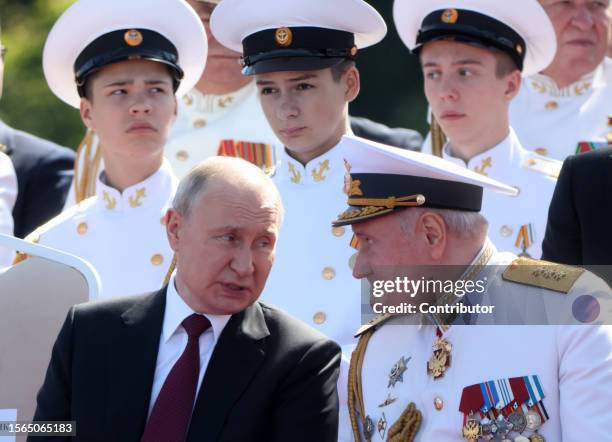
[80, 97, 96, 131]
[416, 211, 447, 260]
[343, 65, 360, 103]
[503, 69, 522, 101]
[165, 208, 183, 252]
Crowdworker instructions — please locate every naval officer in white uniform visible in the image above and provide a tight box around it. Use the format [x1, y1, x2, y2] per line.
[334, 133, 612, 442]
[211, 0, 387, 346]
[24, 0, 207, 299]
[509, 0, 612, 160]
[400, 0, 561, 259]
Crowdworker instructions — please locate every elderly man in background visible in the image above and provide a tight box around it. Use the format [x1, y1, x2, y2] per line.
[509, 0, 612, 160]
[31, 157, 341, 442]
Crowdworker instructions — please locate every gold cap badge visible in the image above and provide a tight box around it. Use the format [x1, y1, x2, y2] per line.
[441, 9, 459, 24]
[275, 27, 293, 47]
[124, 29, 143, 47]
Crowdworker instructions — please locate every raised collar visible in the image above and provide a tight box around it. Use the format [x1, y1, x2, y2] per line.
[277, 139, 348, 185]
[443, 129, 525, 178]
[162, 273, 231, 344]
[180, 82, 255, 116]
[95, 159, 178, 212]
[526, 62, 605, 98]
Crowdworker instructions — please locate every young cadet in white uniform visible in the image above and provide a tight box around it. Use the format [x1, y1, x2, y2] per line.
[64, 0, 279, 205]
[24, 0, 207, 298]
[509, 0, 612, 160]
[334, 136, 612, 442]
[0, 151, 16, 267]
[166, 0, 281, 179]
[398, 0, 561, 259]
[210, 0, 386, 346]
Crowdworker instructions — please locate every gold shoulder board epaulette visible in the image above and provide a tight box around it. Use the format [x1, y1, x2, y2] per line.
[523, 156, 562, 179]
[354, 313, 393, 337]
[502, 257, 585, 294]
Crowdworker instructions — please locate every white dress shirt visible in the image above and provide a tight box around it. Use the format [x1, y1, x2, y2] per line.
[148, 273, 231, 415]
[0, 151, 17, 267]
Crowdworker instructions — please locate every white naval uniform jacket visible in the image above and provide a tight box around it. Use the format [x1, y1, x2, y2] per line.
[165, 82, 281, 179]
[33, 160, 177, 299]
[261, 142, 361, 347]
[441, 129, 560, 259]
[341, 242, 612, 442]
[0, 151, 17, 267]
[509, 57, 612, 160]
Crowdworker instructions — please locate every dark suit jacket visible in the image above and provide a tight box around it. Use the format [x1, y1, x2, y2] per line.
[349, 116, 423, 151]
[29, 288, 341, 442]
[0, 120, 74, 238]
[542, 148, 612, 281]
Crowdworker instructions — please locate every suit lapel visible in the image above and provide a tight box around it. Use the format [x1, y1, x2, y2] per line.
[187, 302, 270, 442]
[107, 289, 167, 441]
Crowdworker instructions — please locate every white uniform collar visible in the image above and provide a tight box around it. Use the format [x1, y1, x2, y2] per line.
[278, 138, 348, 185]
[442, 128, 525, 177]
[180, 81, 255, 115]
[163, 272, 232, 344]
[525, 62, 606, 97]
[95, 159, 177, 212]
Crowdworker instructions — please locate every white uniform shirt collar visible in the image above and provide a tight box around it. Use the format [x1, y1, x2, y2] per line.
[526, 63, 604, 97]
[442, 128, 525, 177]
[180, 81, 255, 116]
[278, 139, 348, 185]
[95, 159, 177, 212]
[163, 272, 232, 344]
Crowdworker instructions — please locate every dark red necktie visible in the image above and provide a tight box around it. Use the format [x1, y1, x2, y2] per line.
[141, 314, 211, 442]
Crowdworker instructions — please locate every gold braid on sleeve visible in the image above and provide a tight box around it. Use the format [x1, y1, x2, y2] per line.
[348, 329, 374, 441]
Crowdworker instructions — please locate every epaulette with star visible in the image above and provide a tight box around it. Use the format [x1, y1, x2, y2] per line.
[502, 257, 585, 294]
[354, 313, 393, 337]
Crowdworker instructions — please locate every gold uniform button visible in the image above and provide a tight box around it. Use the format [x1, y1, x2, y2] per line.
[500, 225, 513, 237]
[151, 254, 164, 266]
[176, 150, 189, 161]
[322, 266, 336, 280]
[313, 311, 327, 325]
[332, 226, 345, 237]
[193, 118, 207, 128]
[545, 100, 558, 111]
[77, 222, 88, 235]
[434, 397, 444, 411]
[535, 147, 549, 157]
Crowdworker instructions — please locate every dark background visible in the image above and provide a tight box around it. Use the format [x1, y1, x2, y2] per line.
[0, 0, 428, 150]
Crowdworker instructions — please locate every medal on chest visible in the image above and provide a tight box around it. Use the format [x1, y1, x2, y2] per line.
[427, 327, 452, 380]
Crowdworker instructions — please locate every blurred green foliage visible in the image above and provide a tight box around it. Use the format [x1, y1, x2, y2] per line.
[0, 0, 84, 149]
[0, 0, 428, 150]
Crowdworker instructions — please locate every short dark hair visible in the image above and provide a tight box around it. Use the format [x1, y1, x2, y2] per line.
[493, 50, 520, 78]
[330, 59, 356, 82]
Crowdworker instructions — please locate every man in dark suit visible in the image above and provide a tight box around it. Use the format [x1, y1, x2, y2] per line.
[30, 156, 341, 442]
[0, 37, 74, 238]
[542, 148, 612, 283]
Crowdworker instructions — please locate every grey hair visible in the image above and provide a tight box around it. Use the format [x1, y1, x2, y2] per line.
[399, 207, 488, 241]
[172, 157, 283, 221]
